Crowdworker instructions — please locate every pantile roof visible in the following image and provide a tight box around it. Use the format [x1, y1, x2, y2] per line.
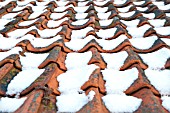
[0, 0, 170, 112]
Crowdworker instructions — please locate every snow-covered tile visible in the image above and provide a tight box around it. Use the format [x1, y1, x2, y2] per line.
[102, 94, 142, 112]
[0, 19, 14, 27]
[1, 12, 21, 20]
[148, 19, 166, 27]
[133, 1, 145, 5]
[17, 0, 35, 6]
[57, 65, 98, 94]
[99, 19, 113, 26]
[166, 13, 170, 17]
[120, 19, 140, 27]
[74, 6, 89, 13]
[161, 38, 170, 46]
[20, 52, 49, 69]
[114, 0, 127, 5]
[56, 1, 69, 6]
[0, 97, 27, 112]
[162, 96, 170, 112]
[50, 12, 67, 20]
[154, 27, 170, 35]
[142, 13, 155, 19]
[97, 12, 111, 20]
[0, 47, 22, 61]
[13, 5, 46, 12]
[119, 11, 136, 18]
[77, 1, 88, 6]
[136, 7, 148, 12]
[101, 51, 128, 70]
[145, 69, 170, 95]
[152, 2, 164, 6]
[96, 27, 117, 39]
[6, 69, 45, 95]
[94, 6, 108, 13]
[126, 24, 152, 38]
[47, 17, 68, 28]
[75, 13, 88, 20]
[54, 5, 74, 12]
[71, 27, 93, 39]
[157, 4, 170, 10]
[65, 51, 92, 70]
[0, 0, 15, 8]
[94, 1, 108, 6]
[28, 9, 47, 19]
[71, 19, 89, 26]
[129, 36, 158, 49]
[139, 48, 170, 70]
[117, 4, 133, 13]
[102, 68, 138, 94]
[18, 18, 39, 26]
[0, 37, 19, 50]
[56, 93, 88, 112]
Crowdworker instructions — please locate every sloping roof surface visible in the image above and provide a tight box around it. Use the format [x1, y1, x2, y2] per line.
[0, 0, 170, 112]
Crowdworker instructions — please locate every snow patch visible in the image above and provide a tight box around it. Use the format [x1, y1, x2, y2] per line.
[148, 19, 166, 27]
[101, 51, 128, 70]
[117, 4, 133, 13]
[19, 18, 38, 26]
[75, 13, 88, 20]
[47, 17, 68, 28]
[139, 48, 170, 70]
[161, 38, 170, 46]
[145, 69, 170, 95]
[142, 13, 155, 19]
[94, 6, 108, 13]
[99, 19, 112, 26]
[154, 27, 170, 35]
[102, 94, 142, 112]
[97, 12, 111, 20]
[162, 96, 170, 112]
[50, 12, 67, 20]
[71, 19, 88, 26]
[96, 27, 117, 39]
[120, 19, 140, 27]
[102, 68, 138, 94]
[133, 1, 145, 5]
[0, 97, 27, 112]
[71, 27, 93, 39]
[119, 11, 135, 18]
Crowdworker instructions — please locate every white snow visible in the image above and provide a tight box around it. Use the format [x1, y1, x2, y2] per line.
[0, 37, 19, 50]
[0, 0, 15, 8]
[56, 1, 69, 6]
[154, 27, 170, 35]
[0, 47, 22, 61]
[145, 69, 170, 95]
[152, 2, 164, 6]
[96, 27, 117, 39]
[71, 19, 88, 26]
[94, 6, 108, 13]
[157, 4, 170, 10]
[142, 13, 155, 19]
[129, 36, 158, 49]
[101, 68, 138, 94]
[50, 12, 67, 20]
[161, 38, 170, 46]
[114, 0, 127, 5]
[38, 27, 62, 37]
[17, 0, 35, 6]
[75, 13, 88, 20]
[166, 13, 170, 17]
[101, 51, 128, 70]
[161, 96, 170, 112]
[56, 93, 88, 112]
[0, 97, 27, 112]
[71, 27, 93, 39]
[139, 48, 170, 70]
[6, 69, 45, 95]
[99, 19, 112, 26]
[133, 1, 145, 5]
[119, 11, 135, 18]
[28, 9, 47, 19]
[19, 18, 38, 26]
[120, 19, 140, 27]
[74, 6, 89, 13]
[77, 1, 88, 6]
[94, 1, 108, 6]
[13, 5, 46, 12]
[20, 52, 49, 69]
[117, 5, 133, 13]
[0, 19, 14, 27]
[1, 12, 21, 20]
[65, 35, 128, 51]
[88, 91, 95, 101]
[65, 51, 92, 70]
[102, 94, 142, 112]
[97, 12, 111, 20]
[54, 5, 74, 12]
[136, 7, 148, 12]
[57, 65, 98, 94]
[47, 17, 68, 28]
[126, 24, 152, 38]
[148, 19, 166, 27]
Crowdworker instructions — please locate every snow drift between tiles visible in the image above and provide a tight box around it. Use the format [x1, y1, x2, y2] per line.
[56, 52, 98, 112]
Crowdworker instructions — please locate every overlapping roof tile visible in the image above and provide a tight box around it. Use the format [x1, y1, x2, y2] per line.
[0, 0, 170, 112]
